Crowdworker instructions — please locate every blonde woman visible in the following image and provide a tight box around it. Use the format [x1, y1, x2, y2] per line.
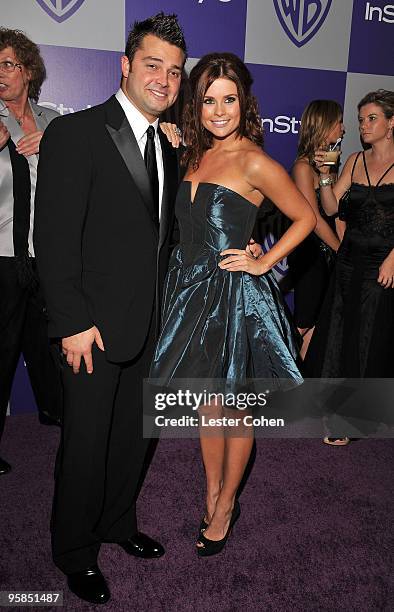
[288, 100, 344, 358]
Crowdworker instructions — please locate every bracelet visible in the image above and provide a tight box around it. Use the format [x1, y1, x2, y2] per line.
[319, 176, 334, 187]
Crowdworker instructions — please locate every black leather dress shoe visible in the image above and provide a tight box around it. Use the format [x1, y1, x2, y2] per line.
[119, 532, 165, 559]
[39, 411, 62, 427]
[67, 565, 110, 605]
[0, 457, 11, 475]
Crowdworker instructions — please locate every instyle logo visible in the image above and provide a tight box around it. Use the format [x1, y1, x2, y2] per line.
[273, 0, 332, 47]
[262, 115, 300, 134]
[40, 101, 91, 114]
[35, 0, 86, 23]
[364, 2, 394, 23]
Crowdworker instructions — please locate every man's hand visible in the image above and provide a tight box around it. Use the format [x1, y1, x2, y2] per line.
[246, 238, 263, 259]
[159, 122, 181, 148]
[0, 120, 10, 149]
[62, 326, 105, 374]
[16, 130, 44, 156]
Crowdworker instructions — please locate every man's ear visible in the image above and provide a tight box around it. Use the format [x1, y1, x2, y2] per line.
[121, 55, 131, 80]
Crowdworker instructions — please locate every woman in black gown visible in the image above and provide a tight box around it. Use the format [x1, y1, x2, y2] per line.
[289, 100, 343, 359]
[305, 89, 394, 443]
[150, 53, 316, 555]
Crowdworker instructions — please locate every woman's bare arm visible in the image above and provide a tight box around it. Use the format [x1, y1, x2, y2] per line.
[220, 152, 316, 276]
[315, 151, 358, 215]
[292, 160, 339, 251]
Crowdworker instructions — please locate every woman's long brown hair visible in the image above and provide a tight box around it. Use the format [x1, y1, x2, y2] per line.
[182, 52, 263, 170]
[297, 99, 343, 165]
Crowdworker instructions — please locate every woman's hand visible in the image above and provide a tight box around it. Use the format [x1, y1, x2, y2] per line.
[0, 120, 10, 149]
[313, 148, 331, 175]
[219, 249, 271, 276]
[378, 251, 394, 288]
[159, 122, 181, 148]
[16, 130, 43, 156]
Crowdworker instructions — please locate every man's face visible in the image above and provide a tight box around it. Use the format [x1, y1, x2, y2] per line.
[121, 34, 184, 122]
[0, 46, 30, 103]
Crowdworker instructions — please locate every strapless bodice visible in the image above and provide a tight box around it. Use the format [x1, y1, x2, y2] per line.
[175, 182, 258, 257]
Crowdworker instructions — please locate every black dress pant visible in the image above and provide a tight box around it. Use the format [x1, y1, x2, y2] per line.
[51, 314, 157, 574]
[0, 257, 63, 442]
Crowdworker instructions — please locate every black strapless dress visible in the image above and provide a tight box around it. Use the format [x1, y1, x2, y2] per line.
[150, 182, 302, 391]
[305, 153, 394, 377]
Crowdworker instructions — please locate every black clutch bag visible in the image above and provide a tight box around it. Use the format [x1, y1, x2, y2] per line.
[338, 188, 351, 221]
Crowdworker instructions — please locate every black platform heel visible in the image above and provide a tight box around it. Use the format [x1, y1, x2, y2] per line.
[197, 501, 240, 557]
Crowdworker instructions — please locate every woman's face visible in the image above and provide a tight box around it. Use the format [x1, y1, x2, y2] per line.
[201, 77, 241, 139]
[0, 46, 30, 103]
[358, 103, 394, 145]
[325, 117, 344, 145]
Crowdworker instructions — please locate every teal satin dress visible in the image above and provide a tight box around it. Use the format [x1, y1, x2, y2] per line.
[150, 182, 302, 391]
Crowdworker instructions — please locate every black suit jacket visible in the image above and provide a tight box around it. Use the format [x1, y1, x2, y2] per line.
[34, 95, 181, 362]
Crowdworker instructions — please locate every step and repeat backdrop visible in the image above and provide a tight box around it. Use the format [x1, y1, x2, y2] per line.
[2, 0, 393, 413]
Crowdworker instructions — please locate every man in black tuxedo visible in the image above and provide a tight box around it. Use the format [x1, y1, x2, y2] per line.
[34, 13, 186, 605]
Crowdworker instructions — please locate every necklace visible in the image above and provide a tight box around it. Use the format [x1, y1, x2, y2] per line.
[16, 115, 24, 126]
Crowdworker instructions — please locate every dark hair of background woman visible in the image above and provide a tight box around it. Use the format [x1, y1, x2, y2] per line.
[296, 99, 343, 165]
[0, 28, 46, 103]
[182, 52, 264, 169]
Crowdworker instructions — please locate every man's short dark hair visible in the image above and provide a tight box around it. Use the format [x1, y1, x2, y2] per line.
[125, 12, 187, 64]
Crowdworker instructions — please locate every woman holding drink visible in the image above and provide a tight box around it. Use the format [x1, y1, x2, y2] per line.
[304, 90, 394, 443]
[288, 100, 344, 359]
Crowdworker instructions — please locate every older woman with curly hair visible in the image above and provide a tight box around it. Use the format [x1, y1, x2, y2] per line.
[0, 29, 62, 475]
[150, 52, 315, 556]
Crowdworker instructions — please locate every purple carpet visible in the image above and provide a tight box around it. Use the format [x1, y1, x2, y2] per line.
[0, 414, 393, 611]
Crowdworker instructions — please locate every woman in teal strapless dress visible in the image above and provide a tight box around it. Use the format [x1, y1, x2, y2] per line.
[150, 53, 316, 556]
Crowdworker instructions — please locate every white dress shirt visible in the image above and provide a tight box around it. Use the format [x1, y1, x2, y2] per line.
[0, 101, 39, 257]
[115, 88, 164, 217]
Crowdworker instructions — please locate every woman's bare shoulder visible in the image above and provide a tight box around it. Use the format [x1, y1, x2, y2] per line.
[342, 151, 361, 174]
[240, 147, 285, 183]
[292, 157, 314, 178]
[346, 151, 361, 164]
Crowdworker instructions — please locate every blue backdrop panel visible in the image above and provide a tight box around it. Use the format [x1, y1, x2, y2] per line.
[125, 0, 248, 59]
[39, 45, 122, 112]
[248, 63, 347, 169]
[348, 0, 394, 75]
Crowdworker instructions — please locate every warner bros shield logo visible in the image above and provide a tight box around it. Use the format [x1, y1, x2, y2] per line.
[36, 0, 86, 23]
[273, 0, 332, 47]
